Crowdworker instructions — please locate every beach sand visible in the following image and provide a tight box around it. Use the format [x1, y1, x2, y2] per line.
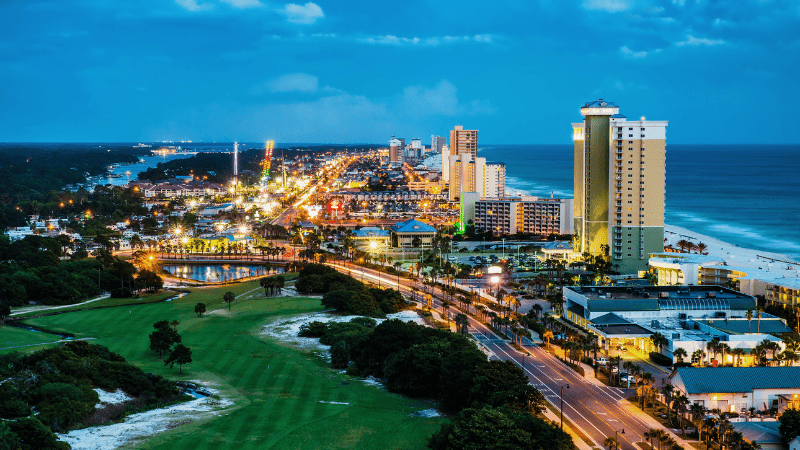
[664, 224, 800, 267]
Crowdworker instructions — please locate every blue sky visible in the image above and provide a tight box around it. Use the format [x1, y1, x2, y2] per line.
[1, 0, 798, 144]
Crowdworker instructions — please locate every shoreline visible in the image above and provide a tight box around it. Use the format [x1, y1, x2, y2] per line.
[663, 223, 800, 268]
[491, 177, 800, 266]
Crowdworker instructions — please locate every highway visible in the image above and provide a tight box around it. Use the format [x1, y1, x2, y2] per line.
[328, 262, 672, 450]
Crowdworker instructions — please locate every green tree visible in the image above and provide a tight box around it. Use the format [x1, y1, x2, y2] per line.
[194, 302, 206, 317]
[427, 407, 576, 450]
[0, 421, 22, 450]
[165, 344, 193, 374]
[673, 347, 688, 364]
[136, 269, 163, 293]
[149, 320, 181, 359]
[223, 291, 235, 311]
[7, 416, 70, 450]
[0, 303, 10, 324]
[780, 408, 800, 445]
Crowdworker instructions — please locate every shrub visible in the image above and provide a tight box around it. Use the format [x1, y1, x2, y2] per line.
[110, 287, 133, 298]
[298, 321, 328, 337]
[649, 352, 673, 366]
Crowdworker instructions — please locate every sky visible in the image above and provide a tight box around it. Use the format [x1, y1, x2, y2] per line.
[1, 0, 798, 144]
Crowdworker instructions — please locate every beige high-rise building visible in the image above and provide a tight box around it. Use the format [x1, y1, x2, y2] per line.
[572, 99, 667, 274]
[449, 154, 486, 201]
[450, 125, 478, 159]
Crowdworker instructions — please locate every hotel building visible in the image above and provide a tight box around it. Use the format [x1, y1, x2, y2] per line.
[473, 197, 573, 236]
[450, 125, 478, 159]
[572, 99, 667, 274]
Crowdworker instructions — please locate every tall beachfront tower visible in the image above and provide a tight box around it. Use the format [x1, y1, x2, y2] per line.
[450, 125, 478, 159]
[572, 99, 667, 274]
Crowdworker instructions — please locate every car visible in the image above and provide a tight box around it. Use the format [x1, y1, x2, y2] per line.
[619, 347, 628, 353]
[596, 357, 608, 365]
[619, 375, 634, 383]
[447, 256, 458, 261]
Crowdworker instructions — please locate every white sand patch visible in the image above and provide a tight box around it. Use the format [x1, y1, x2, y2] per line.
[93, 389, 131, 408]
[411, 409, 441, 418]
[260, 310, 427, 353]
[360, 376, 384, 388]
[317, 401, 349, 405]
[59, 392, 233, 450]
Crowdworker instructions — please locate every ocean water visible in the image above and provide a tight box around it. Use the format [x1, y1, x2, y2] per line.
[480, 144, 800, 260]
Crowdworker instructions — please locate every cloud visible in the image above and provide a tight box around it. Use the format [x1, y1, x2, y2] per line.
[357, 34, 496, 47]
[582, 0, 631, 12]
[220, 0, 263, 8]
[175, 0, 211, 12]
[279, 2, 324, 24]
[398, 80, 496, 116]
[259, 73, 319, 93]
[676, 35, 725, 46]
[619, 45, 650, 58]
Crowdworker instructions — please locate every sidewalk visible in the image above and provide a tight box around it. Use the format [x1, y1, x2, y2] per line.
[618, 400, 695, 450]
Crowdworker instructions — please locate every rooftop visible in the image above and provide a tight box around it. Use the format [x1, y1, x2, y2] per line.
[696, 318, 791, 335]
[568, 285, 753, 302]
[390, 218, 436, 234]
[672, 367, 800, 393]
[582, 99, 618, 108]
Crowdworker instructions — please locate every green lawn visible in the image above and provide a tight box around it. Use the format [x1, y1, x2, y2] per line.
[20, 281, 443, 450]
[0, 325, 63, 350]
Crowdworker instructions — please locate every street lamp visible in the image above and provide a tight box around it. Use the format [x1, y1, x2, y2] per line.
[560, 384, 570, 430]
[615, 429, 625, 450]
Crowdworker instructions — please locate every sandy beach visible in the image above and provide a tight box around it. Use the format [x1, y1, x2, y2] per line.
[664, 224, 800, 266]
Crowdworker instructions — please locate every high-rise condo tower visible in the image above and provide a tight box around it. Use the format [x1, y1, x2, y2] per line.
[572, 99, 667, 274]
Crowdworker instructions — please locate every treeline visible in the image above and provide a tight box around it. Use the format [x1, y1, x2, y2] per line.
[302, 316, 576, 450]
[0, 340, 182, 449]
[0, 143, 150, 229]
[0, 235, 161, 306]
[295, 264, 405, 317]
[136, 147, 349, 184]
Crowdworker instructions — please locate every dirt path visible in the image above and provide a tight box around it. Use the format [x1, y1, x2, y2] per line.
[10, 294, 111, 316]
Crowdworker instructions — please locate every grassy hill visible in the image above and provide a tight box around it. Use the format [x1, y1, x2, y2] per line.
[5, 280, 442, 450]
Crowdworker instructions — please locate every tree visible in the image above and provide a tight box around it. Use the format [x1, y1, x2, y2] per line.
[604, 436, 621, 450]
[0, 303, 10, 325]
[0, 421, 22, 450]
[149, 320, 181, 359]
[427, 407, 576, 450]
[136, 269, 163, 293]
[165, 344, 192, 374]
[780, 408, 800, 445]
[169, 320, 180, 331]
[223, 291, 235, 311]
[651, 332, 668, 354]
[673, 347, 688, 364]
[194, 302, 206, 317]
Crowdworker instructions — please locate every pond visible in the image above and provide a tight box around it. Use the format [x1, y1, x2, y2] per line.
[161, 264, 283, 282]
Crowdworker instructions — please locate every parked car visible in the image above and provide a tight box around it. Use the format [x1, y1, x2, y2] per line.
[596, 357, 608, 365]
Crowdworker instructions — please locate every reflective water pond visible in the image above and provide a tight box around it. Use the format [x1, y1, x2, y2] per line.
[161, 264, 283, 282]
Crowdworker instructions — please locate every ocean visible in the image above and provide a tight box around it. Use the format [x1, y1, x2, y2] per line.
[479, 144, 800, 260]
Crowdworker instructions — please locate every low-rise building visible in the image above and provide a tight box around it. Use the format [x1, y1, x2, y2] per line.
[564, 285, 787, 364]
[352, 227, 390, 248]
[670, 367, 800, 413]
[473, 197, 573, 236]
[390, 218, 436, 248]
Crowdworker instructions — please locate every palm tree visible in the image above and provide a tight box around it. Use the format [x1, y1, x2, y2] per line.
[455, 314, 469, 336]
[707, 337, 721, 365]
[676, 239, 692, 253]
[673, 347, 688, 364]
[603, 436, 620, 450]
[731, 348, 745, 366]
[696, 242, 707, 254]
[542, 329, 554, 348]
[662, 384, 675, 424]
[651, 332, 669, 354]
[757, 307, 763, 333]
[674, 394, 690, 435]
[746, 309, 753, 333]
[610, 356, 622, 385]
[719, 343, 731, 366]
[692, 349, 706, 367]
[703, 417, 718, 450]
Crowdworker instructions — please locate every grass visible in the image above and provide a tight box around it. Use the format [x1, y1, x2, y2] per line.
[10, 290, 178, 319]
[0, 325, 64, 350]
[14, 280, 443, 450]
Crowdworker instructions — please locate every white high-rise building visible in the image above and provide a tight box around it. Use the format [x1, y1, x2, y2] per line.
[441, 144, 451, 182]
[484, 162, 506, 198]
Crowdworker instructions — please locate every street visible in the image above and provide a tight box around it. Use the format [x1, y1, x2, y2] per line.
[329, 262, 682, 450]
